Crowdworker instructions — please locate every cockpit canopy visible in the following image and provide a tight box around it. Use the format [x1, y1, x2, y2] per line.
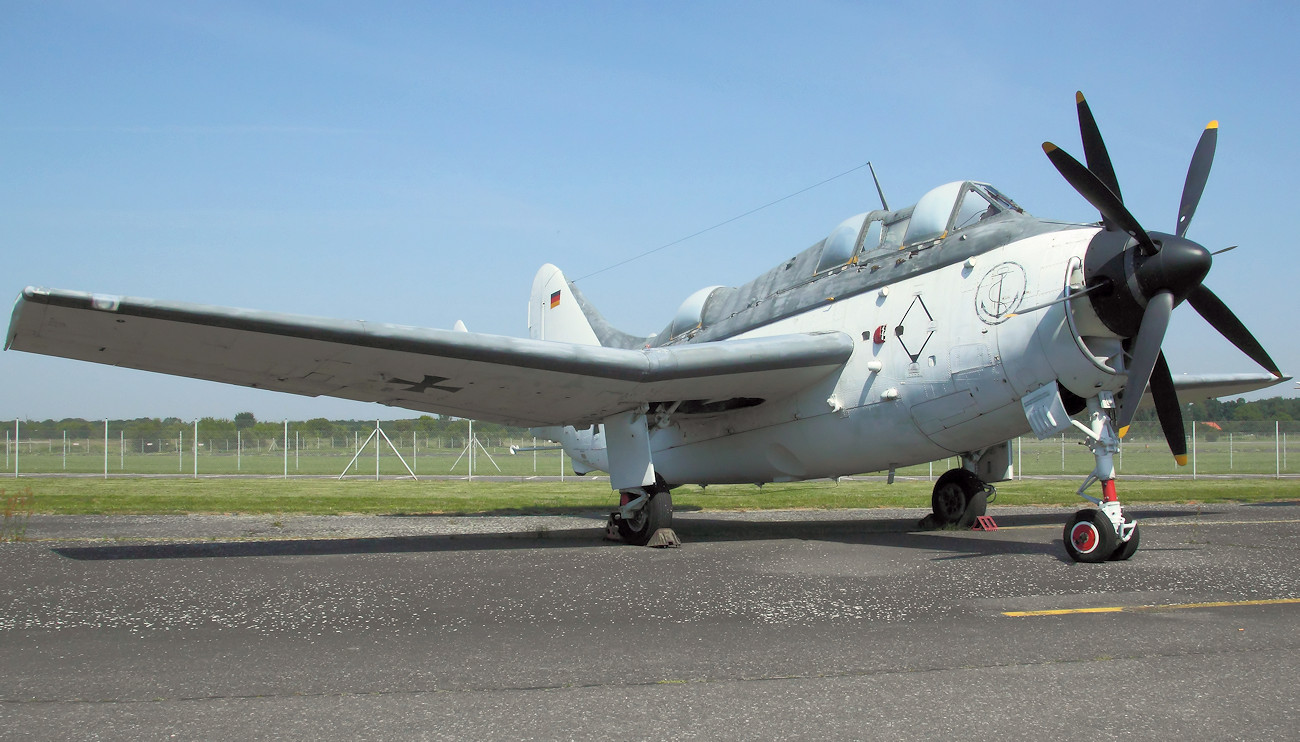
[902, 181, 1023, 246]
[653, 181, 1028, 347]
[813, 181, 1025, 274]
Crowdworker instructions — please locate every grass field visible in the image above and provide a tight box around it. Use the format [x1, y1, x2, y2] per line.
[4, 475, 1299, 517]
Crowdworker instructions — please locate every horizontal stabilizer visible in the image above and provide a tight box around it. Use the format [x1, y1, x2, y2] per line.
[1156, 373, 1292, 405]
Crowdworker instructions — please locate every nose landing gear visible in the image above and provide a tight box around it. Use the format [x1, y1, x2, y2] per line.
[1065, 395, 1140, 563]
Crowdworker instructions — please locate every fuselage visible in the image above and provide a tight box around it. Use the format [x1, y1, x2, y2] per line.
[554, 182, 1130, 486]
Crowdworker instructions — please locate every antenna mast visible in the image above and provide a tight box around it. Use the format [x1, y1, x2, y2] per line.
[867, 161, 890, 211]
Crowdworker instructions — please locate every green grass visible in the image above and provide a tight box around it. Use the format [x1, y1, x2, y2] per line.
[7, 476, 1299, 517]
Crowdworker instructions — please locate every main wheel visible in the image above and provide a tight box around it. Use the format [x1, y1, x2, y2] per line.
[617, 490, 673, 546]
[931, 469, 985, 526]
[1063, 509, 1117, 563]
[1109, 522, 1141, 561]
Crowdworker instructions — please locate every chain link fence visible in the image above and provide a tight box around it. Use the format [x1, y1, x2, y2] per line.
[3, 424, 568, 478]
[4, 420, 1297, 479]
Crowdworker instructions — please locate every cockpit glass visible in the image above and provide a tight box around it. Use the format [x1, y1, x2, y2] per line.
[982, 185, 1024, 214]
[952, 189, 996, 231]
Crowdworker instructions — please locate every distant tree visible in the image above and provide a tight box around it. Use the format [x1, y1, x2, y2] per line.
[199, 417, 236, 438]
[302, 418, 341, 438]
[234, 412, 257, 431]
[250, 422, 283, 442]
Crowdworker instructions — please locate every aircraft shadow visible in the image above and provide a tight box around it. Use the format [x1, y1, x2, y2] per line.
[50, 507, 1205, 563]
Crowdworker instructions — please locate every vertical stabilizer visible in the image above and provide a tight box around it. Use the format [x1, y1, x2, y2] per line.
[528, 264, 602, 345]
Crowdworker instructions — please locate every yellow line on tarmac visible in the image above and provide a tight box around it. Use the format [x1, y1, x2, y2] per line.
[1004, 598, 1300, 617]
[1004, 607, 1125, 617]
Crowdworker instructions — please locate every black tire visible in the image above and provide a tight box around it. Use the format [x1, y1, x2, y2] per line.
[1109, 522, 1141, 561]
[1063, 509, 1117, 563]
[931, 469, 983, 525]
[617, 491, 673, 546]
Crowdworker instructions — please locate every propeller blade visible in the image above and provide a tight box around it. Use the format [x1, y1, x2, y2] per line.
[1186, 284, 1282, 376]
[1176, 121, 1218, 238]
[1116, 291, 1174, 435]
[1043, 142, 1158, 254]
[1149, 352, 1189, 465]
[1212, 245, 1238, 256]
[1075, 92, 1123, 203]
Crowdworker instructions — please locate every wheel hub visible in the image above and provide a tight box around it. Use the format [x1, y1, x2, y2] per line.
[1070, 521, 1100, 554]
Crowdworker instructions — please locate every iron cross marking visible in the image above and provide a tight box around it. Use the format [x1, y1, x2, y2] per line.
[389, 374, 462, 394]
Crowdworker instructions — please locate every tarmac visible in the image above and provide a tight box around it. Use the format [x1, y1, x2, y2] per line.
[3, 502, 1300, 740]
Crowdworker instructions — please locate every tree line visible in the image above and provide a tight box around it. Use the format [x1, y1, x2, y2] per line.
[1130, 395, 1300, 424]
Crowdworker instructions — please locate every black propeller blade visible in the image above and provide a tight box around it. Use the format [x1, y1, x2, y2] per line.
[1186, 284, 1282, 376]
[1075, 92, 1123, 206]
[1149, 352, 1189, 465]
[1177, 122, 1218, 238]
[1043, 142, 1158, 254]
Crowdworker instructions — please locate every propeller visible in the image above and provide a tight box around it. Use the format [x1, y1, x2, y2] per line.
[1042, 92, 1281, 463]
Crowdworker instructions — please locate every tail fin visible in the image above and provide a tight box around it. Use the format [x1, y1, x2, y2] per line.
[528, 264, 601, 345]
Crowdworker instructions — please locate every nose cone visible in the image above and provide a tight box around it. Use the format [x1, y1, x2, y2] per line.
[1135, 234, 1212, 303]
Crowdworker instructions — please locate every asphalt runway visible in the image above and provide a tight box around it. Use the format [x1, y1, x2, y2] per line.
[4, 502, 1300, 740]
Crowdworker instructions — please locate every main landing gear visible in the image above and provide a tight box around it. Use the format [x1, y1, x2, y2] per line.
[921, 466, 994, 529]
[609, 484, 673, 546]
[1064, 394, 1140, 563]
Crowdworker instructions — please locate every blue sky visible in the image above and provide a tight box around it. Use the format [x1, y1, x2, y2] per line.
[3, 1, 1298, 421]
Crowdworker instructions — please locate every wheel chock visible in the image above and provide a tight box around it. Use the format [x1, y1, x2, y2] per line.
[973, 515, 998, 531]
[645, 528, 681, 548]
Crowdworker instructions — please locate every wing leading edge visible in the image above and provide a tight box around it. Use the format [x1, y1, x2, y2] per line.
[7, 287, 854, 427]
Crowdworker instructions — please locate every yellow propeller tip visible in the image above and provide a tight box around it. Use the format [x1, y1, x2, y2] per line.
[1207, 120, 1219, 129]
[1075, 91, 1086, 103]
[1043, 142, 1058, 153]
[1118, 426, 1130, 439]
[1175, 454, 1189, 467]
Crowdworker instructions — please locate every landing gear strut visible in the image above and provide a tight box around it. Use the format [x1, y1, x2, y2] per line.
[1065, 394, 1140, 563]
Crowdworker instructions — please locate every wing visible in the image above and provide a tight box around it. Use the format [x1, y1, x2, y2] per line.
[6, 288, 854, 427]
[1155, 373, 1293, 405]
